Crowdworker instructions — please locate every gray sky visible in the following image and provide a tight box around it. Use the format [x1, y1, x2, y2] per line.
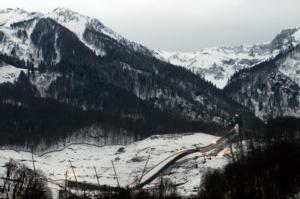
[1, 0, 300, 51]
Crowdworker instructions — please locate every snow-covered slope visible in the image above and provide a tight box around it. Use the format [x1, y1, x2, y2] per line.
[154, 46, 274, 88]
[47, 7, 151, 57]
[0, 9, 48, 68]
[0, 132, 227, 197]
[154, 28, 300, 89]
[0, 64, 25, 84]
[0, 7, 150, 66]
[0, 8, 41, 27]
[46, 8, 107, 56]
[278, 49, 300, 87]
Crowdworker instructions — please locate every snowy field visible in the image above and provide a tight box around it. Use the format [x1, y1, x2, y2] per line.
[0, 132, 229, 197]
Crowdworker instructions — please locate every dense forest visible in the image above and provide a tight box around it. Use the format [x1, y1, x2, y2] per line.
[198, 116, 300, 199]
[199, 141, 300, 199]
[0, 72, 225, 148]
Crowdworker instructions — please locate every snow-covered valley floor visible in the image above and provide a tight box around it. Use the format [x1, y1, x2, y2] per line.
[0, 132, 229, 197]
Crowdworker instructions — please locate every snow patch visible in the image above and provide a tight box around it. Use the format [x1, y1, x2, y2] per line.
[278, 50, 300, 87]
[0, 65, 25, 84]
[293, 29, 300, 42]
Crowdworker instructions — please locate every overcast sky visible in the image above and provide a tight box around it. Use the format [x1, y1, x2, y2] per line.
[1, 0, 300, 51]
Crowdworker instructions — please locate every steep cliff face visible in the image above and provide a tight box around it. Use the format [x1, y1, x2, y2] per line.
[225, 46, 300, 120]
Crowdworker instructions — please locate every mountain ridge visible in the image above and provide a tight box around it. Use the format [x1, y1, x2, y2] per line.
[154, 27, 300, 89]
[224, 44, 300, 119]
[0, 7, 246, 147]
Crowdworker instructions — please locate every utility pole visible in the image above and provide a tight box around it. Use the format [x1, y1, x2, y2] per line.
[94, 166, 101, 192]
[69, 160, 79, 194]
[64, 170, 68, 191]
[139, 154, 150, 185]
[111, 161, 120, 187]
[31, 147, 36, 180]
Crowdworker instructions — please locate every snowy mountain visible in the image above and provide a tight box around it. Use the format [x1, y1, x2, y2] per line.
[0, 7, 245, 147]
[0, 7, 297, 130]
[154, 27, 300, 88]
[0, 8, 151, 68]
[47, 7, 151, 57]
[224, 45, 300, 120]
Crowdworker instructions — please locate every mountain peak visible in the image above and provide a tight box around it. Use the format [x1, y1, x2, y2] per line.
[0, 8, 41, 27]
[51, 7, 87, 21]
[53, 7, 77, 13]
